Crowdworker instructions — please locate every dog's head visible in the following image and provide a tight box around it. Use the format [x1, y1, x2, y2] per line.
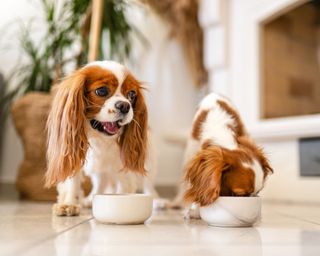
[184, 138, 273, 206]
[45, 61, 148, 187]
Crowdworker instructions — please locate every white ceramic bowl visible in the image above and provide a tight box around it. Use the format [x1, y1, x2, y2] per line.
[92, 194, 153, 224]
[199, 196, 261, 227]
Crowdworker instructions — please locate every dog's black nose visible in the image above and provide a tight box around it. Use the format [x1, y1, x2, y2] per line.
[115, 101, 130, 114]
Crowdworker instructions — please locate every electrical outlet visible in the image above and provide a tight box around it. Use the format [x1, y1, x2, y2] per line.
[299, 137, 320, 177]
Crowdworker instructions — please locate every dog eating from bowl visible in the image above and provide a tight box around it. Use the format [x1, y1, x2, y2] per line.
[171, 93, 273, 220]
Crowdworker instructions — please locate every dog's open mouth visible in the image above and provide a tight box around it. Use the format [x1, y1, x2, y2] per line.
[90, 119, 121, 136]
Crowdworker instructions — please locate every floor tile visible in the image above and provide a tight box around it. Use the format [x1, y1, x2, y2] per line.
[21, 205, 320, 256]
[0, 200, 91, 256]
[2, 200, 320, 256]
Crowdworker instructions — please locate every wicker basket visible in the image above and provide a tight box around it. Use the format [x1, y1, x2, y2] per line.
[11, 92, 91, 201]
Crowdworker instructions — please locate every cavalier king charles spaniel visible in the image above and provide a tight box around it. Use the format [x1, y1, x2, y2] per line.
[171, 93, 273, 218]
[45, 61, 162, 216]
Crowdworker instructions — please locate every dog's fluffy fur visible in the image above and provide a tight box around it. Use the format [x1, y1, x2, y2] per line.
[171, 93, 273, 218]
[46, 61, 163, 216]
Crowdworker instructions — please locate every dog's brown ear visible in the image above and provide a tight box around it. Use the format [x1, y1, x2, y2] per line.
[184, 147, 229, 206]
[45, 71, 88, 187]
[237, 136, 274, 178]
[119, 77, 148, 175]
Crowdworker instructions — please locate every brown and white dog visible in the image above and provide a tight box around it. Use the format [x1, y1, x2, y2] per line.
[45, 61, 162, 216]
[172, 93, 273, 218]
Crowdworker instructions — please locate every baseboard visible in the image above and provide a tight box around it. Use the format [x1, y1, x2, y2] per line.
[155, 185, 177, 199]
[0, 176, 16, 184]
[0, 182, 19, 200]
[0, 182, 177, 200]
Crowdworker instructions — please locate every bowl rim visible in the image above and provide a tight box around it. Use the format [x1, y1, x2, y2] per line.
[93, 193, 152, 199]
[210, 196, 261, 201]
[200, 196, 261, 208]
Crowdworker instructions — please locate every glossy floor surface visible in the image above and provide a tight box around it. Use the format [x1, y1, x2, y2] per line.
[1, 198, 320, 256]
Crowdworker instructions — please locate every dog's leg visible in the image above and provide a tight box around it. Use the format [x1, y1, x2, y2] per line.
[168, 181, 188, 209]
[116, 172, 137, 194]
[142, 134, 169, 209]
[170, 138, 200, 209]
[143, 176, 169, 210]
[83, 172, 108, 208]
[183, 203, 201, 219]
[53, 172, 82, 216]
[143, 176, 159, 197]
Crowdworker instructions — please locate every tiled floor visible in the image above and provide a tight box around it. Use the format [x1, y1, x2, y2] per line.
[1, 198, 320, 256]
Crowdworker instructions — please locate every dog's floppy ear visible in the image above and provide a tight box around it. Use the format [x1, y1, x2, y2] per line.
[261, 158, 273, 178]
[45, 71, 88, 187]
[119, 80, 148, 175]
[184, 146, 229, 206]
[237, 136, 274, 178]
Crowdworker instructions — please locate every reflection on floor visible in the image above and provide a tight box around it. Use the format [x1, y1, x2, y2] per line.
[1, 197, 320, 256]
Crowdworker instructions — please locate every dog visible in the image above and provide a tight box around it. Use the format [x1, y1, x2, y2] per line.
[45, 60, 163, 216]
[171, 93, 273, 218]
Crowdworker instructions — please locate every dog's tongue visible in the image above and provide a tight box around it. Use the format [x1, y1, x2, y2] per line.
[102, 122, 119, 135]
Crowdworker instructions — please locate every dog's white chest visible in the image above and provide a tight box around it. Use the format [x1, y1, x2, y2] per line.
[83, 133, 122, 175]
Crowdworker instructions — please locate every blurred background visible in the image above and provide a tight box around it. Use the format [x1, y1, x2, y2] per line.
[0, 0, 319, 203]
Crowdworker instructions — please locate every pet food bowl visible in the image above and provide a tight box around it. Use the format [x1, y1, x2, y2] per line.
[92, 194, 153, 225]
[200, 196, 261, 227]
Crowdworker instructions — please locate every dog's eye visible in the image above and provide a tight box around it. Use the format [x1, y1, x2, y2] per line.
[127, 90, 136, 102]
[95, 87, 109, 97]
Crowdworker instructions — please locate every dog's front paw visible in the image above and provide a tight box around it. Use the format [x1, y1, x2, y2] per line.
[53, 204, 81, 216]
[183, 207, 201, 219]
[82, 196, 93, 208]
[153, 198, 170, 210]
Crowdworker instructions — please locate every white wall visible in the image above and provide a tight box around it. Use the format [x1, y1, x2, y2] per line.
[259, 140, 320, 203]
[127, 8, 201, 185]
